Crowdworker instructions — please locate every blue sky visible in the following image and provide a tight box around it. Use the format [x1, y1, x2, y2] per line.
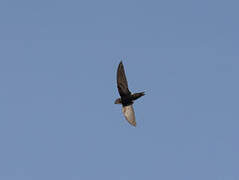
[0, 0, 239, 179]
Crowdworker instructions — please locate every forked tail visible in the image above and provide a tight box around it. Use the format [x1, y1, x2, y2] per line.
[131, 92, 145, 101]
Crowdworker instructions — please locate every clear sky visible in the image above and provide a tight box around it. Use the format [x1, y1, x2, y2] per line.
[0, 0, 239, 180]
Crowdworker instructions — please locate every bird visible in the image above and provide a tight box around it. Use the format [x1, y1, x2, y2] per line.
[115, 61, 145, 126]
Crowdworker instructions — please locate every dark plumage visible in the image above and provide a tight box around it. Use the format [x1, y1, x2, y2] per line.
[115, 61, 145, 126]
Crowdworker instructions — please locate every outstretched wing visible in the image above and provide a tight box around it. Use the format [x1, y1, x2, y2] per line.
[117, 61, 131, 97]
[122, 105, 136, 126]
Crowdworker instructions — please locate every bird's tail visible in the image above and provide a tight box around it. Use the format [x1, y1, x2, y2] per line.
[131, 92, 145, 101]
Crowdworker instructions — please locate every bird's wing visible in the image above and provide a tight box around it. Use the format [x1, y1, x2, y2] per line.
[122, 105, 136, 126]
[117, 61, 131, 97]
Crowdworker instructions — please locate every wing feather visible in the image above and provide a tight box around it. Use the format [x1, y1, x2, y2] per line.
[122, 105, 136, 126]
[117, 61, 131, 97]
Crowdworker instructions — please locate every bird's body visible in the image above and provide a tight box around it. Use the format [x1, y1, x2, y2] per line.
[121, 94, 133, 106]
[115, 61, 145, 126]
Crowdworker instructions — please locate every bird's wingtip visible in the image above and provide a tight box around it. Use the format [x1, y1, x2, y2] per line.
[129, 121, 136, 127]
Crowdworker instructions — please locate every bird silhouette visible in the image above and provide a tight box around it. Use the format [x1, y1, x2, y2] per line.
[115, 61, 145, 126]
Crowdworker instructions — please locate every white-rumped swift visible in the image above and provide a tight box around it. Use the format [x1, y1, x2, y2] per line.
[115, 61, 145, 126]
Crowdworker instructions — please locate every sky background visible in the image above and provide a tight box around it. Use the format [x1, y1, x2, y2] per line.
[0, 0, 239, 180]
